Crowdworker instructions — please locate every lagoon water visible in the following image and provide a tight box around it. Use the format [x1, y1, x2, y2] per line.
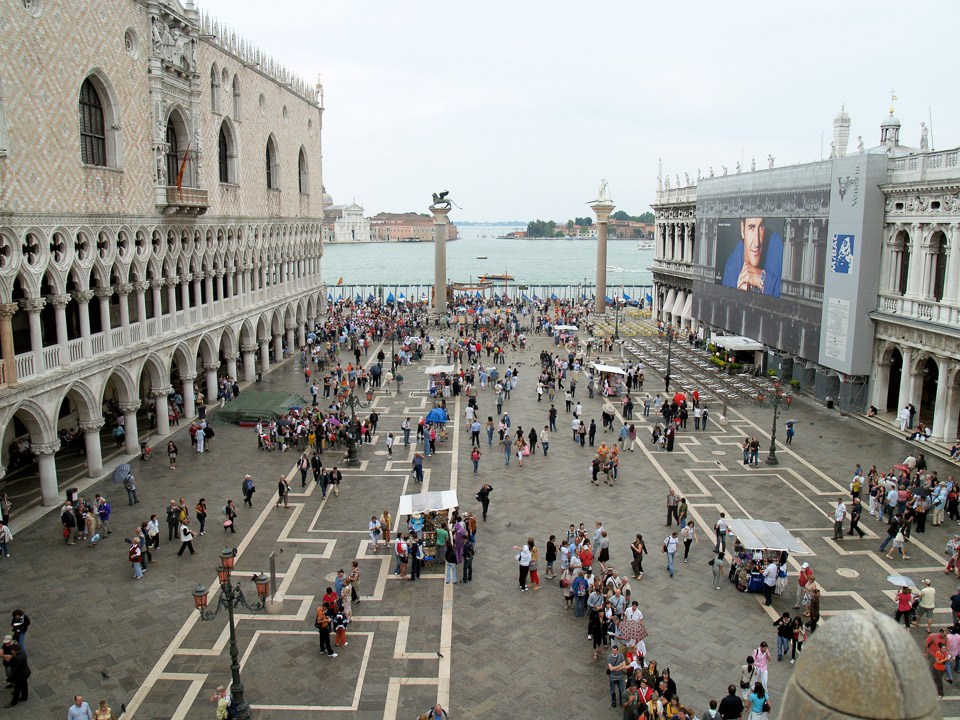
[321, 224, 655, 290]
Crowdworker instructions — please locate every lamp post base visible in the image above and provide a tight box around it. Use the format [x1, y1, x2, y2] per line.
[765, 453, 779, 465]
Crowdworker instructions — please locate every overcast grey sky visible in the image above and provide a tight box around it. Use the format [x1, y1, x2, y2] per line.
[199, 0, 960, 221]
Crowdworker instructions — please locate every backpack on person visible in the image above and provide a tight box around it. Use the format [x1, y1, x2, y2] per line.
[124, 474, 134, 490]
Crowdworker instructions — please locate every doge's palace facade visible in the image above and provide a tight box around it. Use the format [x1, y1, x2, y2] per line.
[0, 0, 326, 505]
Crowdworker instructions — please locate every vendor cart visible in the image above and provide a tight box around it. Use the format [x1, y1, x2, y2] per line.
[725, 519, 809, 594]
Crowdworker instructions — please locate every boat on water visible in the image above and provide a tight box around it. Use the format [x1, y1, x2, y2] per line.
[480, 274, 514, 282]
[476, 255, 488, 259]
[636, 240, 654, 250]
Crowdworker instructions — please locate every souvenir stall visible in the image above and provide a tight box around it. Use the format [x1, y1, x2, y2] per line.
[591, 362, 627, 397]
[398, 490, 460, 565]
[553, 324, 579, 346]
[725, 519, 809, 594]
[424, 365, 456, 398]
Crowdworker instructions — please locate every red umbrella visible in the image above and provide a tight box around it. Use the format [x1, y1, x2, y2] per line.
[893, 464, 909, 472]
[673, 392, 686, 405]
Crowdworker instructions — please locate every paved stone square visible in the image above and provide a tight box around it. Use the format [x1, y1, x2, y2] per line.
[3, 325, 959, 719]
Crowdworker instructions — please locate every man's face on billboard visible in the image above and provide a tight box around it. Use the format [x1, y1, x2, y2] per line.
[741, 218, 765, 268]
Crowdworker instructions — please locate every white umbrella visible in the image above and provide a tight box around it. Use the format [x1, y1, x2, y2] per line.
[886, 574, 915, 587]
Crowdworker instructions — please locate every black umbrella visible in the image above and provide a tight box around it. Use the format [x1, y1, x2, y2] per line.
[112, 463, 131, 484]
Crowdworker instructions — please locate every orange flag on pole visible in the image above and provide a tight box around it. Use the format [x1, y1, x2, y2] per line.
[176, 142, 191, 200]
[337, 277, 343, 286]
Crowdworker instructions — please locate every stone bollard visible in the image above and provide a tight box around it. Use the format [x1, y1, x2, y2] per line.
[780, 609, 942, 720]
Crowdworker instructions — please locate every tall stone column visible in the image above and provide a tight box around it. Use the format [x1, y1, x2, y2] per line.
[79, 419, 105, 477]
[215, 270, 226, 310]
[0, 302, 18, 385]
[49, 294, 71, 367]
[286, 325, 296, 354]
[897, 347, 914, 413]
[72, 290, 94, 358]
[153, 387, 172, 436]
[941, 223, 960, 305]
[119, 401, 141, 455]
[429, 201, 450, 315]
[193, 273, 204, 310]
[180, 274, 192, 316]
[906, 224, 924, 299]
[34, 440, 61, 506]
[224, 355, 238, 384]
[116, 283, 132, 345]
[259, 339, 271, 374]
[166, 278, 178, 317]
[180, 375, 197, 420]
[149, 279, 162, 321]
[203, 363, 219, 403]
[134, 281, 149, 338]
[298, 323, 306, 348]
[241, 344, 258, 383]
[590, 183, 616, 315]
[931, 364, 951, 439]
[20, 297, 46, 372]
[204, 272, 215, 310]
[95, 287, 114, 351]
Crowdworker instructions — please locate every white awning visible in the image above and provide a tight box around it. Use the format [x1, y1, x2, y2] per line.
[398, 490, 459, 515]
[554, 325, 579, 332]
[671, 291, 685, 318]
[726, 519, 810, 554]
[591, 362, 626, 375]
[662, 288, 676, 316]
[424, 365, 455, 375]
[681, 293, 694, 320]
[711, 334, 764, 352]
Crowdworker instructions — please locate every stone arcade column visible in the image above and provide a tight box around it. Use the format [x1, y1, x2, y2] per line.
[896, 346, 914, 413]
[79, 419, 105, 477]
[241, 344, 258, 383]
[259, 339, 271, 374]
[224, 355, 239, 385]
[134, 281, 149, 333]
[150, 279, 163, 322]
[180, 375, 197, 420]
[34, 440, 61, 506]
[119, 401, 141, 455]
[116, 283, 132, 345]
[72, 290, 94, 358]
[153, 387, 172, 437]
[48, 294, 71, 368]
[286, 325, 296, 354]
[0, 302, 18, 385]
[203, 363, 219, 403]
[166, 278, 178, 319]
[95, 287, 114, 351]
[297, 324, 306, 348]
[20, 297, 46, 372]
[429, 201, 450, 315]
[942, 223, 960, 307]
[931, 361, 951, 440]
[273, 333, 283, 362]
[590, 184, 616, 315]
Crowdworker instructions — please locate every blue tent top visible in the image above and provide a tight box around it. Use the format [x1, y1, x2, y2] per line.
[605, 295, 613, 303]
[327, 294, 333, 300]
[533, 294, 539, 300]
[355, 294, 362, 300]
[623, 293, 631, 301]
[522, 293, 529, 300]
[386, 292, 395, 303]
[398, 293, 406, 301]
[646, 293, 653, 303]
[551, 294, 557, 299]
[425, 407, 448, 424]
[475, 291, 482, 298]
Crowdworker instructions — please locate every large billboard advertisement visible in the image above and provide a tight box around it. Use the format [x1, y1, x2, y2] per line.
[715, 217, 784, 297]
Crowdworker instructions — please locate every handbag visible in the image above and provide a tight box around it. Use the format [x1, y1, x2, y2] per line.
[224, 520, 233, 527]
[762, 700, 771, 713]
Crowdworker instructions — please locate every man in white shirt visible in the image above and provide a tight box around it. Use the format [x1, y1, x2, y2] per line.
[714, 513, 728, 552]
[829, 498, 847, 540]
[663, 531, 679, 577]
[762, 561, 779, 606]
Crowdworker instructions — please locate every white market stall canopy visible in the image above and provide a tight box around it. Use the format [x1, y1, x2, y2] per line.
[711, 334, 764, 352]
[591, 362, 626, 375]
[398, 490, 459, 516]
[424, 365, 455, 375]
[727, 519, 810, 554]
[554, 325, 579, 332]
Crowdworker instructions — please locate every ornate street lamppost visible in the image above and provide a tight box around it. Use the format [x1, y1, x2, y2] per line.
[192, 549, 270, 720]
[663, 323, 680, 391]
[757, 379, 792, 465]
[613, 297, 621, 340]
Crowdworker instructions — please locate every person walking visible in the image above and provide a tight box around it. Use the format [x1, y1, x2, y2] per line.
[847, 497, 866, 538]
[314, 604, 338, 658]
[470, 447, 481, 474]
[129, 540, 143, 580]
[710, 551, 726, 590]
[773, 612, 793, 662]
[276, 475, 290, 509]
[297, 454, 310, 487]
[124, 473, 138, 505]
[167, 441, 178, 470]
[607, 644, 627, 708]
[828, 498, 846, 541]
[195, 498, 207, 535]
[515, 539, 532, 591]
[224, 500, 238, 534]
[386, 432, 394, 458]
[242, 475, 255, 507]
[630, 534, 647, 580]
[762, 559, 779, 606]
[368, 516, 382, 553]
[752, 642, 771, 691]
[93, 698, 115, 720]
[3, 643, 29, 707]
[793, 562, 812, 609]
[663, 531, 679, 577]
[714, 512, 728, 553]
[666, 490, 680, 526]
[747, 681, 771, 720]
[680, 520, 698, 563]
[177, 519, 198, 556]
[477, 484, 493, 521]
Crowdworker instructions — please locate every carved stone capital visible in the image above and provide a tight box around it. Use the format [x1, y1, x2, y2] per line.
[47, 293, 72, 310]
[134, 281, 151, 293]
[0, 302, 19, 320]
[181, 273, 194, 283]
[193, 271, 205, 281]
[165, 277, 180, 288]
[179, 373, 196, 382]
[215, 269, 226, 278]
[33, 440, 61, 456]
[118, 401, 142, 414]
[72, 289, 95, 304]
[94, 286, 115, 299]
[79, 419, 106, 433]
[285, 324, 297, 331]
[240, 344, 258, 354]
[116, 283, 134, 296]
[152, 386, 174, 397]
[19, 297, 46, 314]
[223, 355, 238, 364]
[202, 363, 220, 372]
